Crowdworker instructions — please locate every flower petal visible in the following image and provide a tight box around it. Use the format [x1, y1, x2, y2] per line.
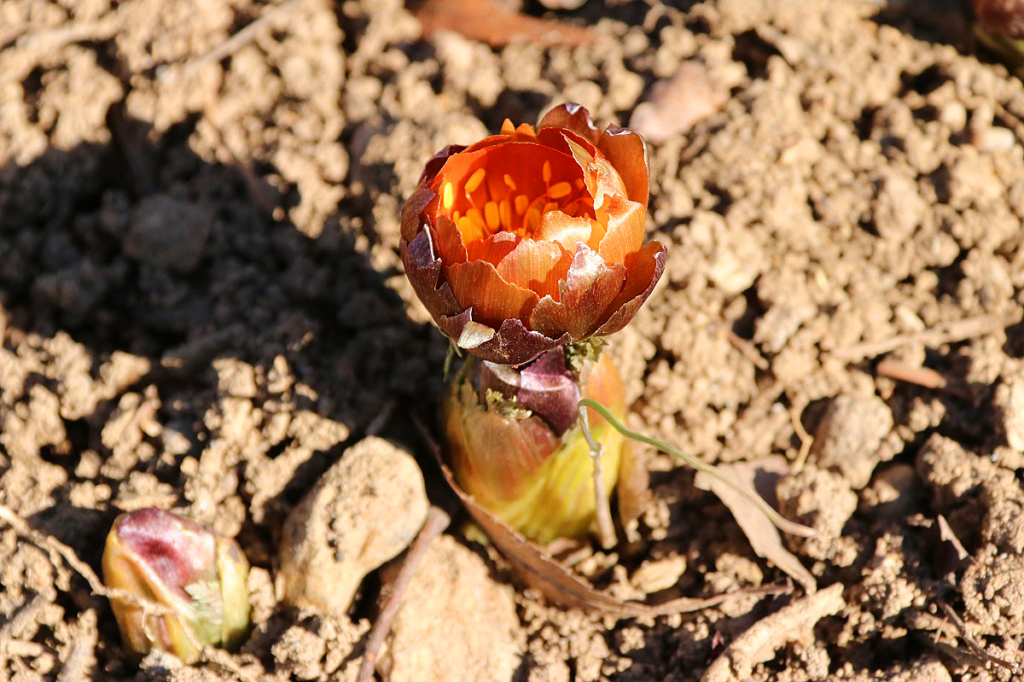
[538, 102, 601, 146]
[447, 259, 539, 329]
[533, 211, 599, 253]
[496, 237, 573, 300]
[467, 231, 519, 266]
[433, 214, 468, 265]
[529, 245, 627, 341]
[401, 184, 435, 244]
[598, 126, 649, 209]
[439, 312, 568, 365]
[595, 240, 667, 336]
[400, 227, 462, 322]
[597, 195, 646, 267]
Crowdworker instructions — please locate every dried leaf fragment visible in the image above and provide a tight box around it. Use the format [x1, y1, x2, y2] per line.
[694, 456, 817, 594]
[415, 0, 593, 47]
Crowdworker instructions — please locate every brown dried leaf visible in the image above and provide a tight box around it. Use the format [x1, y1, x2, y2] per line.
[415, 0, 593, 47]
[628, 62, 727, 143]
[694, 456, 817, 594]
[431, 445, 789, 615]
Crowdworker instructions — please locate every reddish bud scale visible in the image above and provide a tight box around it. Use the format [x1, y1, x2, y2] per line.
[443, 348, 631, 543]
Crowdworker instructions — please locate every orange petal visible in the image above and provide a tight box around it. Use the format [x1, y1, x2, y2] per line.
[538, 102, 601, 146]
[529, 246, 627, 341]
[496, 238, 572, 300]
[434, 214, 468, 265]
[533, 211, 594, 253]
[598, 126, 650, 209]
[597, 196, 646, 266]
[595, 240, 667, 336]
[467, 231, 519, 266]
[447, 259, 539, 329]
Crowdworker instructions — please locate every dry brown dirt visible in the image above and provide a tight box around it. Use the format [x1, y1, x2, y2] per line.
[2, 0, 1024, 680]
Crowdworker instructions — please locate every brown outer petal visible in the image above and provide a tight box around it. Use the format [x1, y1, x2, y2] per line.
[597, 126, 650, 210]
[400, 227, 462, 323]
[537, 102, 601, 147]
[401, 144, 467, 243]
[439, 310, 568, 366]
[529, 244, 627, 341]
[594, 240, 666, 336]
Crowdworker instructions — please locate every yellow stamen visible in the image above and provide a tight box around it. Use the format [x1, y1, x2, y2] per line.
[575, 178, 585, 190]
[503, 174, 516, 190]
[542, 161, 552, 184]
[484, 201, 500, 232]
[465, 168, 486, 193]
[457, 216, 484, 242]
[543, 202, 558, 214]
[442, 182, 454, 211]
[467, 208, 485, 235]
[548, 181, 571, 199]
[514, 195, 529, 215]
[499, 199, 511, 228]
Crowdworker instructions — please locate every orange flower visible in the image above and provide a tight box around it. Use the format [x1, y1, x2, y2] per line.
[401, 103, 666, 366]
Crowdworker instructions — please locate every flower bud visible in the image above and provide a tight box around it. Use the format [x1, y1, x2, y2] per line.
[971, 0, 1024, 71]
[442, 347, 629, 544]
[102, 508, 251, 663]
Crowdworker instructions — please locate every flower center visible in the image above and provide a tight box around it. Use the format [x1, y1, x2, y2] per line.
[438, 153, 594, 244]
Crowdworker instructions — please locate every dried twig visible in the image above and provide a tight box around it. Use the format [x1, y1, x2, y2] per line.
[357, 506, 451, 682]
[830, 312, 1019, 362]
[167, 0, 315, 81]
[875, 358, 972, 398]
[578, 404, 617, 550]
[702, 584, 845, 682]
[790, 399, 813, 472]
[727, 330, 769, 370]
[938, 602, 1021, 674]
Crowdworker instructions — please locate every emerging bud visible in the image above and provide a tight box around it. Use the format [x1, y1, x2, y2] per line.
[442, 347, 630, 544]
[102, 508, 251, 664]
[971, 0, 1024, 71]
[401, 102, 666, 366]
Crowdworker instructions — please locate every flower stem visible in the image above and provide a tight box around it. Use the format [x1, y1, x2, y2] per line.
[578, 398, 816, 539]
[577, 402, 617, 550]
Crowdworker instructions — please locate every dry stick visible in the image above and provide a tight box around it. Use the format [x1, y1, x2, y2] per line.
[579, 399, 816, 539]
[875, 358, 972, 399]
[167, 0, 314, 80]
[830, 312, 1019, 362]
[727, 330, 769, 370]
[938, 602, 1021, 674]
[790, 399, 814, 472]
[357, 506, 451, 682]
[577, 405, 617, 551]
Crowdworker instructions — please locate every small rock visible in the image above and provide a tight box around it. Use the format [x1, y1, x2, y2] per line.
[974, 126, 1016, 153]
[776, 466, 857, 561]
[380, 536, 522, 682]
[631, 555, 687, 593]
[124, 195, 211, 273]
[278, 437, 428, 617]
[994, 369, 1024, 452]
[810, 394, 893, 489]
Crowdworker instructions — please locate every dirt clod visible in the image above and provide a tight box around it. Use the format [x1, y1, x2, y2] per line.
[278, 437, 428, 618]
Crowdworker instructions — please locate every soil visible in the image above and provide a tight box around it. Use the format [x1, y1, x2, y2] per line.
[1, 0, 1024, 681]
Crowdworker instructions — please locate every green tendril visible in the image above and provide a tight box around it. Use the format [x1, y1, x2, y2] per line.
[578, 398, 816, 539]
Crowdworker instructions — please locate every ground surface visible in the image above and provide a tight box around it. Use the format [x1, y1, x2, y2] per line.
[1, 0, 1024, 680]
